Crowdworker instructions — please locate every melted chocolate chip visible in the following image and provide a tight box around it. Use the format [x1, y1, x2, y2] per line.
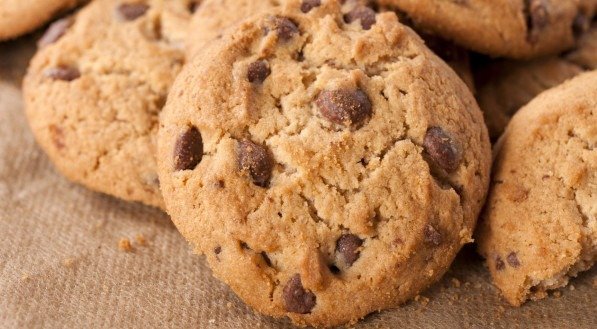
[117, 3, 150, 21]
[507, 252, 521, 268]
[247, 60, 271, 84]
[266, 16, 299, 41]
[282, 274, 316, 314]
[173, 126, 203, 171]
[38, 17, 72, 48]
[301, 0, 321, 13]
[424, 225, 442, 246]
[336, 234, 363, 266]
[423, 127, 462, 173]
[237, 140, 274, 187]
[316, 89, 372, 127]
[525, 0, 549, 44]
[343, 6, 377, 30]
[495, 256, 505, 271]
[44, 66, 80, 81]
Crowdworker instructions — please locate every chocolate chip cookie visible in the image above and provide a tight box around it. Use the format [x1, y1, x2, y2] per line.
[477, 71, 597, 306]
[475, 23, 597, 141]
[158, 0, 491, 326]
[187, 0, 475, 90]
[23, 0, 196, 208]
[0, 0, 87, 40]
[378, 0, 596, 59]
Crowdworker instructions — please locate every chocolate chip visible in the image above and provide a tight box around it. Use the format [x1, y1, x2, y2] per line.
[117, 3, 150, 21]
[525, 0, 549, 43]
[495, 256, 505, 271]
[336, 234, 363, 266]
[316, 89, 372, 127]
[572, 12, 589, 37]
[507, 252, 521, 268]
[188, 1, 201, 13]
[261, 252, 273, 267]
[247, 60, 271, 84]
[343, 6, 377, 30]
[173, 126, 203, 171]
[38, 17, 72, 48]
[282, 274, 316, 314]
[424, 224, 442, 246]
[44, 66, 80, 81]
[266, 16, 299, 41]
[423, 127, 462, 173]
[301, 0, 321, 13]
[237, 139, 274, 187]
[214, 246, 222, 254]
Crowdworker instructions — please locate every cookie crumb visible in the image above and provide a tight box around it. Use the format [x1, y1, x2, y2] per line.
[63, 258, 75, 268]
[414, 295, 430, 307]
[552, 290, 562, 298]
[226, 302, 233, 308]
[118, 238, 133, 252]
[592, 277, 597, 288]
[21, 273, 31, 281]
[135, 234, 146, 246]
[451, 277, 461, 288]
[569, 284, 575, 291]
[208, 319, 215, 324]
[474, 282, 482, 289]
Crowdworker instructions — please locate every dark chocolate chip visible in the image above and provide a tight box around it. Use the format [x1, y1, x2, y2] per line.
[423, 127, 462, 173]
[336, 234, 363, 266]
[214, 246, 222, 254]
[343, 6, 377, 30]
[507, 252, 521, 268]
[316, 89, 372, 127]
[572, 12, 589, 37]
[237, 139, 274, 187]
[329, 265, 340, 274]
[525, 0, 549, 44]
[266, 16, 299, 41]
[282, 274, 316, 314]
[38, 17, 72, 48]
[247, 60, 271, 84]
[495, 256, 505, 271]
[301, 0, 321, 13]
[188, 1, 201, 13]
[240, 241, 251, 250]
[424, 224, 442, 246]
[173, 126, 203, 171]
[44, 66, 80, 81]
[117, 3, 150, 21]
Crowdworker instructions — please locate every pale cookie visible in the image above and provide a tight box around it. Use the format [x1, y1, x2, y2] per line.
[0, 0, 86, 40]
[378, 0, 596, 59]
[187, 0, 475, 90]
[477, 71, 597, 306]
[24, 0, 197, 209]
[158, 0, 491, 326]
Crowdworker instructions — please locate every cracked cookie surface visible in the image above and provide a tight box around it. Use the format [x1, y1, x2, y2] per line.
[158, 0, 490, 326]
[477, 71, 597, 306]
[0, 0, 87, 40]
[378, 0, 596, 59]
[23, 0, 196, 208]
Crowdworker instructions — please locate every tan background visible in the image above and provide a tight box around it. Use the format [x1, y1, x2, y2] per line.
[1, 36, 595, 329]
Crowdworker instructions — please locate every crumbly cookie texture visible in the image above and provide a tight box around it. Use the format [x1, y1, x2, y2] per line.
[0, 0, 86, 40]
[187, 0, 474, 90]
[378, 0, 596, 59]
[159, 0, 490, 326]
[23, 0, 196, 209]
[477, 71, 597, 306]
[475, 23, 597, 141]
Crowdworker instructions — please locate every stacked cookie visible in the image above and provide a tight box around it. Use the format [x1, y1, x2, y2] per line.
[17, 0, 596, 326]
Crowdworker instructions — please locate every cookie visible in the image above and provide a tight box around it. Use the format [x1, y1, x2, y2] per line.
[23, 0, 196, 209]
[187, 0, 475, 91]
[158, 0, 491, 326]
[475, 22, 597, 141]
[0, 0, 86, 40]
[378, 0, 596, 59]
[477, 71, 597, 306]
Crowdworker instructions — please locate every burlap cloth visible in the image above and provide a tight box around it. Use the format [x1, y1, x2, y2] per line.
[1, 36, 595, 329]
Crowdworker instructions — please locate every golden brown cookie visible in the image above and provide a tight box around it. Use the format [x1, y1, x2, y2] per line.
[23, 0, 196, 209]
[158, 0, 491, 326]
[477, 71, 597, 306]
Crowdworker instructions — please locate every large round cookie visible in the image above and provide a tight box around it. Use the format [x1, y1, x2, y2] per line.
[0, 0, 86, 40]
[477, 71, 597, 306]
[187, 0, 475, 90]
[158, 0, 491, 326]
[23, 0, 196, 209]
[378, 0, 596, 59]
